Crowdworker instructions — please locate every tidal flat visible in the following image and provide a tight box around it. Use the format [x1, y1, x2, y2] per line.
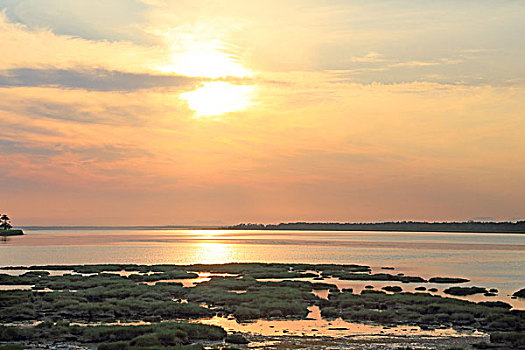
[0, 263, 524, 349]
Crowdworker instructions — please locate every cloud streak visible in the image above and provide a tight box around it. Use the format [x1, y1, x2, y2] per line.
[0, 68, 196, 91]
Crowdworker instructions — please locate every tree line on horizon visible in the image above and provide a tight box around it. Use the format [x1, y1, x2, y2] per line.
[226, 220, 525, 233]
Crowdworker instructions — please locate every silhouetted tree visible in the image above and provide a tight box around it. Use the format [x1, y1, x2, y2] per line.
[0, 214, 12, 230]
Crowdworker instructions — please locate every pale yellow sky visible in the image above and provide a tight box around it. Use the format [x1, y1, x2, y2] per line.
[0, 1, 524, 225]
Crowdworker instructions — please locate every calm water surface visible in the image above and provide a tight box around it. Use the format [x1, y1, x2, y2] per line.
[1, 229, 524, 308]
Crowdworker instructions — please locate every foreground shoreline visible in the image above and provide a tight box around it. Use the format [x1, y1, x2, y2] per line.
[0, 262, 524, 349]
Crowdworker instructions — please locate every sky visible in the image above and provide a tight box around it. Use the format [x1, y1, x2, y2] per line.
[0, 0, 524, 225]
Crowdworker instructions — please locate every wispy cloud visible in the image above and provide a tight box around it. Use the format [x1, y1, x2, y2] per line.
[0, 10, 163, 72]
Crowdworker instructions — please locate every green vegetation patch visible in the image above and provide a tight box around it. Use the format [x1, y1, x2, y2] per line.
[319, 291, 525, 335]
[443, 286, 488, 296]
[128, 271, 199, 282]
[0, 322, 225, 349]
[0, 272, 209, 323]
[0, 263, 522, 349]
[428, 277, 469, 284]
[335, 272, 426, 283]
[185, 262, 370, 277]
[187, 278, 317, 320]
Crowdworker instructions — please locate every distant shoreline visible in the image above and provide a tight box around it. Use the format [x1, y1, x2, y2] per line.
[16, 221, 525, 233]
[225, 221, 525, 234]
[19, 225, 215, 231]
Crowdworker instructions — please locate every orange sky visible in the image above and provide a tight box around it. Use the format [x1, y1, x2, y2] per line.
[1, 1, 524, 225]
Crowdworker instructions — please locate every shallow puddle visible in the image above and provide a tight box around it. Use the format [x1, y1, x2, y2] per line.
[312, 289, 330, 299]
[155, 272, 238, 287]
[193, 305, 485, 338]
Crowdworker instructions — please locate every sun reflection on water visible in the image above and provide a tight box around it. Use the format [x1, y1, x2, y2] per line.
[190, 230, 230, 240]
[193, 242, 235, 264]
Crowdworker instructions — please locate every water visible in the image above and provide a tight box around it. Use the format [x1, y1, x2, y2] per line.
[196, 305, 485, 338]
[1, 229, 524, 308]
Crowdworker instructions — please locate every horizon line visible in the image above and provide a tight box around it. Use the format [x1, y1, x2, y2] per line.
[16, 219, 525, 230]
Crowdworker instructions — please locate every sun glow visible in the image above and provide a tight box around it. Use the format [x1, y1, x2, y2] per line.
[157, 32, 256, 116]
[158, 32, 252, 79]
[160, 49, 251, 79]
[181, 82, 255, 116]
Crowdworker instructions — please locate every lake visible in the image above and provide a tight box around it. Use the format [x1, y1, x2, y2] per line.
[1, 229, 524, 308]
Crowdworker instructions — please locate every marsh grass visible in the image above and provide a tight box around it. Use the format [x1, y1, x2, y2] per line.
[1, 263, 523, 348]
[444, 287, 488, 296]
[0, 322, 225, 350]
[320, 290, 525, 336]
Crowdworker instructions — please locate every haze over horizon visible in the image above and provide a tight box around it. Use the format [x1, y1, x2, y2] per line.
[1, 1, 524, 225]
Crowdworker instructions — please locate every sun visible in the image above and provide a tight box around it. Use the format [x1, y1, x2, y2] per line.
[160, 49, 251, 80]
[156, 34, 255, 117]
[157, 33, 252, 79]
[181, 82, 255, 117]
